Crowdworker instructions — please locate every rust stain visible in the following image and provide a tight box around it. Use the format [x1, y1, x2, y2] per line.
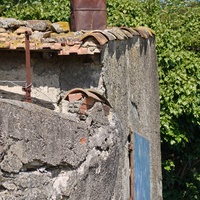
[80, 138, 87, 144]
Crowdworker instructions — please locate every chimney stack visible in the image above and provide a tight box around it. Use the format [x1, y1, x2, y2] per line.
[70, 0, 107, 31]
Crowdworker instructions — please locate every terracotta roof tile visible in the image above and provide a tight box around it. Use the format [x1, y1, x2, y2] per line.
[79, 32, 108, 45]
[0, 17, 155, 55]
[93, 30, 116, 41]
[106, 27, 128, 40]
[133, 26, 155, 38]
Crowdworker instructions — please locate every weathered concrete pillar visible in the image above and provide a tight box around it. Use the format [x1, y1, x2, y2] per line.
[101, 36, 162, 199]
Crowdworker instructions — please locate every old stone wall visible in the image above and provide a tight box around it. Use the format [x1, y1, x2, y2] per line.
[0, 36, 162, 199]
[0, 99, 122, 200]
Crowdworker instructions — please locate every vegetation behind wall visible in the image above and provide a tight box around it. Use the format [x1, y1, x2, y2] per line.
[1, 0, 200, 199]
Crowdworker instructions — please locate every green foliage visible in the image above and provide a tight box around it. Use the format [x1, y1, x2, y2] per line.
[1, 0, 200, 199]
[1, 0, 70, 22]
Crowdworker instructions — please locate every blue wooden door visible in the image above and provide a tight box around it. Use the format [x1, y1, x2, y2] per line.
[134, 132, 150, 200]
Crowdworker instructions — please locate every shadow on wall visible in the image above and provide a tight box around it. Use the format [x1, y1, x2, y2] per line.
[0, 51, 102, 91]
[32, 53, 102, 91]
[107, 37, 138, 61]
[106, 36, 155, 62]
[140, 37, 155, 56]
[58, 54, 102, 91]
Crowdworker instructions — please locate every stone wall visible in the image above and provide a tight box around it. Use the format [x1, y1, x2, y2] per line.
[0, 36, 162, 199]
[0, 99, 123, 200]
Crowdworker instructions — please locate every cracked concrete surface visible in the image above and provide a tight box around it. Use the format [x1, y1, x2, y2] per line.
[0, 36, 162, 199]
[0, 99, 122, 200]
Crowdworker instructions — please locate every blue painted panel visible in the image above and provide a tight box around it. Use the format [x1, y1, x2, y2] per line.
[134, 132, 150, 200]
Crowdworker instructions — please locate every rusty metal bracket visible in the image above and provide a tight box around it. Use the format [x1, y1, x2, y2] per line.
[23, 31, 32, 103]
[129, 130, 134, 200]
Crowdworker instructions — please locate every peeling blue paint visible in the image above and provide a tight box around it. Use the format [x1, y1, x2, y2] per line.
[134, 132, 150, 200]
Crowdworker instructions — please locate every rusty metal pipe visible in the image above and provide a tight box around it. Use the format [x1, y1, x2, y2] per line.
[129, 130, 134, 200]
[23, 31, 32, 103]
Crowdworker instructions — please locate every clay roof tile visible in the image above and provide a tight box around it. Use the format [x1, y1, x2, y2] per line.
[0, 17, 155, 55]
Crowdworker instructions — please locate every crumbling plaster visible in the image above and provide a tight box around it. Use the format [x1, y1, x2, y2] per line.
[0, 99, 122, 200]
[0, 35, 162, 199]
